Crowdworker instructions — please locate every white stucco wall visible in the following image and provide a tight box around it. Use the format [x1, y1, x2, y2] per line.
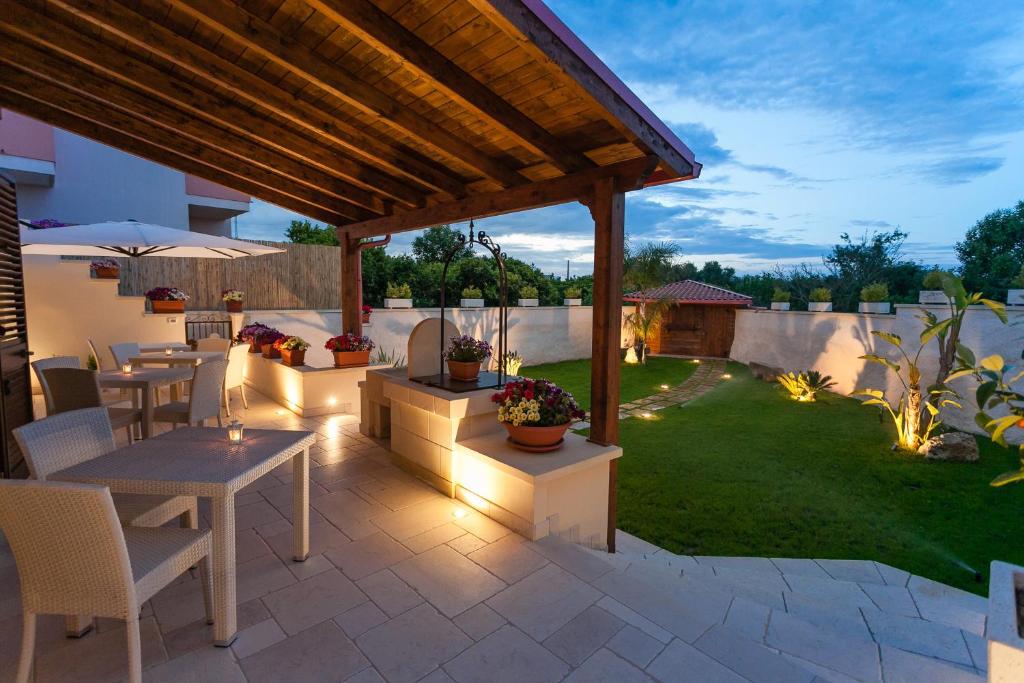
[731, 305, 1024, 433]
[224, 306, 634, 370]
[24, 256, 186, 388]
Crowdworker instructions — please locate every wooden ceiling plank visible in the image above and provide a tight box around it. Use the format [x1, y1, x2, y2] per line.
[303, 1, 594, 173]
[466, 0, 695, 178]
[0, 88, 347, 226]
[55, 0, 469, 199]
[341, 155, 660, 239]
[170, 0, 528, 188]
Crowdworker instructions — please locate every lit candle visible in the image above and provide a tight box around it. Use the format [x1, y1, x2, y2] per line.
[227, 420, 244, 444]
[164, 347, 173, 356]
[121, 362, 133, 375]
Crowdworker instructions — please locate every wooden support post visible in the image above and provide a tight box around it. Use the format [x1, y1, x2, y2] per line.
[339, 231, 362, 336]
[585, 176, 624, 553]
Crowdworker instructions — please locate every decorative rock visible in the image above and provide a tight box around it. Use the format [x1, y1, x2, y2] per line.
[749, 362, 784, 382]
[918, 432, 979, 462]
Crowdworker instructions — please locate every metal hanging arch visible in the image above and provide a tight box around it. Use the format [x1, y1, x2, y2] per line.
[426, 219, 509, 391]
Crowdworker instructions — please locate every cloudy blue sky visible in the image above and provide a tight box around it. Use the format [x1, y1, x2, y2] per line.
[237, 0, 1024, 276]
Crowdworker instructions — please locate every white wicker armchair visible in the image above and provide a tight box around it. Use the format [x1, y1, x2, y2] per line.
[154, 359, 227, 428]
[30, 355, 80, 415]
[224, 343, 249, 416]
[0, 479, 212, 683]
[108, 342, 141, 368]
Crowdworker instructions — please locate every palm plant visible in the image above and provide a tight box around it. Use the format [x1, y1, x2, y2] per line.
[623, 240, 679, 364]
[624, 299, 669, 364]
[777, 370, 836, 402]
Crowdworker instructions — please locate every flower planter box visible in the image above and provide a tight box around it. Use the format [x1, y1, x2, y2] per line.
[247, 340, 262, 353]
[1008, 289, 1024, 306]
[564, 298, 582, 306]
[93, 267, 120, 280]
[858, 302, 891, 314]
[150, 300, 185, 314]
[460, 298, 484, 308]
[361, 313, 371, 324]
[807, 302, 832, 312]
[447, 359, 481, 381]
[261, 343, 281, 359]
[385, 298, 413, 309]
[225, 300, 244, 313]
[988, 561, 1024, 682]
[770, 302, 790, 311]
[333, 350, 370, 368]
[518, 298, 539, 307]
[280, 348, 305, 367]
[918, 290, 948, 305]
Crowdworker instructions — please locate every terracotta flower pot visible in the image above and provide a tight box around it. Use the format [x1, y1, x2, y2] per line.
[226, 300, 244, 313]
[247, 339, 261, 353]
[93, 266, 119, 279]
[503, 422, 571, 450]
[447, 359, 481, 381]
[262, 343, 281, 359]
[361, 313, 371, 324]
[280, 348, 306, 367]
[333, 350, 370, 368]
[150, 300, 185, 314]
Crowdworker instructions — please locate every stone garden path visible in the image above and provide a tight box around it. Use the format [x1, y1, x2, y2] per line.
[617, 357, 728, 419]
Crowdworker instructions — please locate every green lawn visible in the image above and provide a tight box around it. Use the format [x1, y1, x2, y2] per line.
[541, 359, 1021, 594]
[520, 356, 698, 411]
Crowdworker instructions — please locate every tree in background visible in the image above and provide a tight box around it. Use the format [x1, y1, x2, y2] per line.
[285, 219, 339, 246]
[411, 225, 472, 262]
[822, 230, 921, 311]
[955, 200, 1024, 299]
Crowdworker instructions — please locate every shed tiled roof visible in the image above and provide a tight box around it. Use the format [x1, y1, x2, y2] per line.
[624, 279, 752, 304]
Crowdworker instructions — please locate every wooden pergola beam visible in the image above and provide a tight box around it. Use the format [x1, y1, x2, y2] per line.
[55, 0, 468, 200]
[3, 3, 414, 213]
[340, 155, 659, 239]
[171, 0, 529, 188]
[306, 0, 594, 175]
[468, 0, 698, 179]
[0, 54, 376, 223]
[0, 89, 347, 226]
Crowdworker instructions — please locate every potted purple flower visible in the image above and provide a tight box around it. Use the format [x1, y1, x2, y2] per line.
[236, 322, 276, 353]
[90, 257, 120, 280]
[145, 287, 189, 314]
[491, 379, 585, 451]
[260, 330, 287, 359]
[444, 335, 493, 382]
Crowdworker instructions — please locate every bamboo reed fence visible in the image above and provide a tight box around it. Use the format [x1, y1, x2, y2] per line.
[117, 241, 340, 310]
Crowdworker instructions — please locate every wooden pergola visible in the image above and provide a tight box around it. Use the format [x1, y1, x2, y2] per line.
[1, 0, 701, 550]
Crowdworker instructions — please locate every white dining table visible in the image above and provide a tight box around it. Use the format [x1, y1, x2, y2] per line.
[97, 367, 193, 438]
[138, 341, 191, 353]
[51, 427, 315, 647]
[129, 350, 225, 367]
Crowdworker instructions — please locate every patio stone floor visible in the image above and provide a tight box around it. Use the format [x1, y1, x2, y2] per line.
[0, 390, 989, 682]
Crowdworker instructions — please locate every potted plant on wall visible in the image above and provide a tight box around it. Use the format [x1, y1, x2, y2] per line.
[518, 285, 539, 307]
[276, 336, 310, 367]
[460, 286, 484, 308]
[918, 270, 949, 305]
[807, 287, 832, 312]
[770, 287, 791, 311]
[492, 379, 585, 451]
[445, 335, 492, 381]
[362, 305, 373, 324]
[237, 322, 275, 353]
[222, 289, 245, 312]
[145, 287, 189, 314]
[385, 282, 413, 308]
[1008, 265, 1024, 306]
[858, 282, 890, 313]
[325, 333, 374, 368]
[90, 258, 120, 279]
[260, 330, 287, 358]
[563, 286, 582, 306]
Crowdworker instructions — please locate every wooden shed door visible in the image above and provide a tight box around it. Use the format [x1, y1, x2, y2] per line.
[658, 305, 738, 358]
[0, 176, 32, 478]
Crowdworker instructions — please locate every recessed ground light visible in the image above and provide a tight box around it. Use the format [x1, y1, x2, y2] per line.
[452, 508, 467, 519]
[641, 411, 652, 418]
[275, 409, 286, 416]
[692, 359, 700, 364]
[660, 384, 669, 390]
[721, 373, 732, 379]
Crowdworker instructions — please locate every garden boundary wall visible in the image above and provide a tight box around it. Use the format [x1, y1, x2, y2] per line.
[731, 305, 1024, 435]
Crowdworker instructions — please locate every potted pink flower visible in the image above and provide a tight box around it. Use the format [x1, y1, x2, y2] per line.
[90, 258, 120, 279]
[362, 305, 373, 324]
[492, 379, 585, 451]
[145, 287, 189, 314]
[325, 333, 374, 368]
[445, 335, 492, 381]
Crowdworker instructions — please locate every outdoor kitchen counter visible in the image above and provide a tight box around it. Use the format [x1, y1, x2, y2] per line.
[361, 369, 622, 549]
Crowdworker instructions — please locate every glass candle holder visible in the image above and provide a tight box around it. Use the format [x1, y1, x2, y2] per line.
[227, 420, 244, 444]
[164, 347, 173, 356]
[121, 362, 133, 375]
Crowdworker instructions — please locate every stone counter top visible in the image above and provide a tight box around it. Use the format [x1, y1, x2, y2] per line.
[454, 431, 622, 484]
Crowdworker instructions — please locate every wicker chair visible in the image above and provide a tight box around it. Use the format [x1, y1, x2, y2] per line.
[108, 342, 140, 368]
[153, 359, 227, 428]
[223, 343, 249, 417]
[196, 336, 231, 357]
[86, 338, 106, 370]
[30, 356, 80, 416]
[41, 367, 141, 444]
[0, 479, 212, 683]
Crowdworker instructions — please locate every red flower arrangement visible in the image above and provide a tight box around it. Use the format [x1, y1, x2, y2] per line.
[324, 333, 374, 352]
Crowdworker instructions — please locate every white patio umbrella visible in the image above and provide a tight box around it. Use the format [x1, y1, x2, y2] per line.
[19, 220, 284, 258]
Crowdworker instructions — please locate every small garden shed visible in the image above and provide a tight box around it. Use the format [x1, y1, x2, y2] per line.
[625, 280, 752, 358]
